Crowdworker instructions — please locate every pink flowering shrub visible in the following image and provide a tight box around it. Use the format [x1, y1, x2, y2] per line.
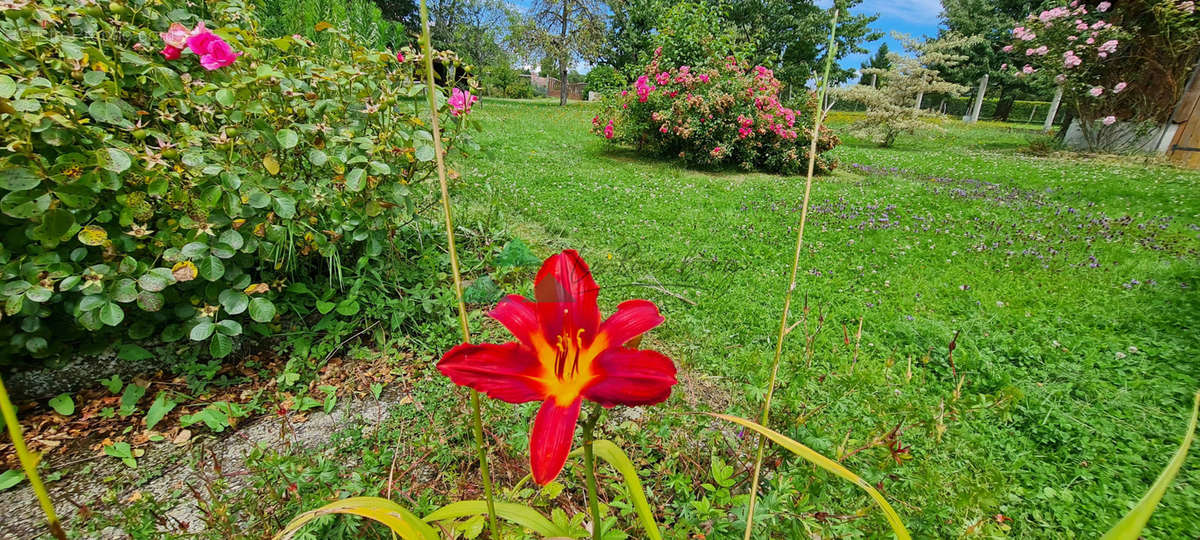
[591, 50, 839, 175]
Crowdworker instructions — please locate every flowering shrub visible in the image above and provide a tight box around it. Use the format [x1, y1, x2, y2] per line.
[0, 0, 476, 362]
[591, 50, 839, 175]
[998, 1, 1140, 147]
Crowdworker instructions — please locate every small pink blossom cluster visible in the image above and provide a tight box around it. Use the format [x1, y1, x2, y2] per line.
[635, 75, 656, 102]
[160, 22, 241, 70]
[1012, 26, 1037, 41]
[1025, 45, 1049, 56]
[603, 119, 614, 139]
[448, 88, 478, 117]
[1063, 50, 1083, 68]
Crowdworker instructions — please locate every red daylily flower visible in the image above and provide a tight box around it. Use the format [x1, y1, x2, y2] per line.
[438, 250, 677, 485]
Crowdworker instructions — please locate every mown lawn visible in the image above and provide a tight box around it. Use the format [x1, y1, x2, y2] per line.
[451, 99, 1200, 538]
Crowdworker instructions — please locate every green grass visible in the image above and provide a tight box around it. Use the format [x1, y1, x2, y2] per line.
[450, 100, 1200, 538]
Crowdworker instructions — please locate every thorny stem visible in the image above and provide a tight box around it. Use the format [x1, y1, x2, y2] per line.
[742, 9, 839, 540]
[581, 403, 604, 540]
[418, 1, 500, 538]
[0, 375, 67, 540]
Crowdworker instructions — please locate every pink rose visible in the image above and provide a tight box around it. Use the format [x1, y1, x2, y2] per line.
[1022, 64, 1035, 74]
[1102, 115, 1116, 125]
[448, 87, 478, 116]
[396, 51, 405, 63]
[604, 120, 614, 139]
[1002, 45, 1014, 52]
[187, 29, 242, 70]
[160, 45, 182, 60]
[1098, 1, 1111, 11]
[1089, 86, 1103, 97]
[160, 22, 190, 49]
[1113, 82, 1127, 93]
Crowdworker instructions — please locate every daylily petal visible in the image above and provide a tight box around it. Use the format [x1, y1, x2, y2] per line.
[438, 342, 544, 404]
[489, 294, 541, 349]
[597, 299, 664, 348]
[584, 348, 677, 407]
[529, 396, 582, 485]
[534, 250, 601, 342]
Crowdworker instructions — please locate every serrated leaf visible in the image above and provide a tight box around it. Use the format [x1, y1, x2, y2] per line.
[210, 333, 234, 358]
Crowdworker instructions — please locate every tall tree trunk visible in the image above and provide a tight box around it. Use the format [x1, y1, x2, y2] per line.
[559, 0, 569, 106]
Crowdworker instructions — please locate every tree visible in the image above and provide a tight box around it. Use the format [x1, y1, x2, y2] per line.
[424, 0, 515, 66]
[939, 0, 1048, 120]
[601, 0, 668, 76]
[859, 43, 890, 85]
[510, 0, 608, 105]
[746, 0, 880, 87]
[837, 33, 981, 146]
[371, 0, 419, 30]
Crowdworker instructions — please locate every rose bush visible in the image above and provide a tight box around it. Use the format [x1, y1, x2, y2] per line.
[591, 49, 839, 175]
[0, 0, 477, 363]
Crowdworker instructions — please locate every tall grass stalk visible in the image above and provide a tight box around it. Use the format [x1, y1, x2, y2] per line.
[418, 1, 500, 537]
[741, 9, 839, 539]
[0, 375, 66, 540]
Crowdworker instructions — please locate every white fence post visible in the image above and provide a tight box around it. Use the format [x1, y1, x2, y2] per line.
[1043, 85, 1063, 132]
[968, 73, 989, 123]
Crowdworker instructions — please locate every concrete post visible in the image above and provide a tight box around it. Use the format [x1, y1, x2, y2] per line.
[968, 73, 989, 123]
[1043, 85, 1063, 132]
[914, 90, 924, 110]
[870, 73, 877, 88]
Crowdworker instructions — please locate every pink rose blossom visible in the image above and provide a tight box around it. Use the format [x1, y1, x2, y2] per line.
[1002, 45, 1014, 52]
[1113, 82, 1127, 93]
[160, 45, 182, 60]
[603, 120, 614, 139]
[448, 87, 478, 116]
[660, 124, 668, 133]
[160, 22, 190, 49]
[396, 51, 405, 63]
[187, 27, 242, 70]
[1089, 86, 1103, 97]
[1022, 64, 1035, 74]
[1098, 1, 1111, 11]
[1102, 116, 1116, 125]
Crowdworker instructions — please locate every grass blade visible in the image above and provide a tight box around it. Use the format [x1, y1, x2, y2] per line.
[508, 440, 664, 539]
[709, 413, 911, 540]
[1100, 390, 1200, 540]
[424, 500, 577, 537]
[272, 496, 438, 540]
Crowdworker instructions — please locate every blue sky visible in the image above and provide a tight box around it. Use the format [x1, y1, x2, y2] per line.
[820, 0, 946, 80]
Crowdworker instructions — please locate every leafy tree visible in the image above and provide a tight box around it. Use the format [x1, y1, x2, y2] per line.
[858, 43, 890, 85]
[371, 0, 419, 29]
[740, 0, 881, 88]
[510, 0, 608, 105]
[426, 0, 515, 66]
[938, 0, 1048, 120]
[601, 0, 669, 76]
[837, 33, 981, 146]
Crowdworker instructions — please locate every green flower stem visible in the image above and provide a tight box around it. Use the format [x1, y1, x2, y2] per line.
[418, 1, 500, 538]
[581, 403, 604, 540]
[0, 375, 67, 540]
[742, 9, 839, 540]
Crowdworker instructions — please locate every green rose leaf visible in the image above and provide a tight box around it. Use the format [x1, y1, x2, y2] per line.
[190, 321, 215, 341]
[248, 297, 276, 322]
[0, 166, 41, 191]
[276, 128, 299, 149]
[218, 289, 249, 315]
[197, 256, 225, 281]
[99, 302, 125, 326]
[345, 168, 366, 192]
[210, 333, 234, 358]
[100, 148, 131, 173]
[308, 149, 328, 166]
[1, 191, 51, 219]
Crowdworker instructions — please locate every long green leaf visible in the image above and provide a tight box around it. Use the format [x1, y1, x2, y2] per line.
[424, 500, 577, 537]
[1101, 390, 1200, 540]
[509, 440, 664, 540]
[708, 413, 911, 540]
[589, 440, 664, 540]
[272, 496, 438, 540]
